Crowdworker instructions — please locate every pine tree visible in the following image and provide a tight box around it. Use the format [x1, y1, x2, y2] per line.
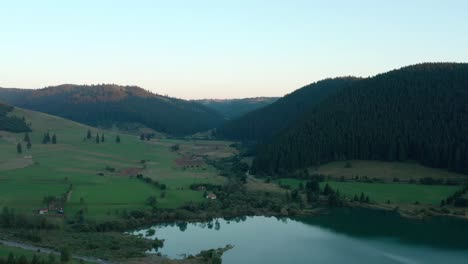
[7, 253, 14, 264]
[17, 255, 27, 264]
[140, 133, 145, 140]
[31, 255, 40, 264]
[86, 129, 92, 139]
[27, 141, 32, 150]
[17, 143, 22, 154]
[52, 134, 57, 144]
[101, 134, 105, 142]
[60, 248, 71, 263]
[42, 132, 51, 144]
[96, 133, 100, 144]
[23, 133, 30, 142]
[116, 135, 121, 143]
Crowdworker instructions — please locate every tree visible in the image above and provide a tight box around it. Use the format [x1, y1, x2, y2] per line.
[359, 192, 365, 202]
[60, 247, 71, 263]
[52, 134, 57, 144]
[31, 255, 40, 264]
[116, 135, 121, 143]
[16, 143, 22, 154]
[42, 132, 51, 144]
[6, 253, 14, 264]
[171, 144, 180, 152]
[23, 133, 30, 142]
[101, 134, 105, 142]
[86, 129, 91, 139]
[27, 141, 32, 149]
[140, 133, 145, 140]
[17, 255, 27, 264]
[48, 253, 56, 264]
[146, 196, 157, 207]
[96, 133, 100, 144]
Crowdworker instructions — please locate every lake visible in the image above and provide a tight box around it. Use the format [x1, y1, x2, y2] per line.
[131, 208, 468, 264]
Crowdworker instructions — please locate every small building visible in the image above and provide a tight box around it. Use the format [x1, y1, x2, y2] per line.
[206, 193, 217, 200]
[38, 208, 48, 215]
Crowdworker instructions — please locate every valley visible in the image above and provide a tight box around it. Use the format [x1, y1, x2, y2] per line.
[1, 64, 468, 264]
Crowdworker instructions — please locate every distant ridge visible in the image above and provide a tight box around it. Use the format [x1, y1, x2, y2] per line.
[0, 84, 224, 136]
[216, 77, 359, 141]
[194, 97, 279, 119]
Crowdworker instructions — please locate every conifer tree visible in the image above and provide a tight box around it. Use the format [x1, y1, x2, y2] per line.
[17, 143, 22, 154]
[96, 133, 100, 144]
[116, 135, 121, 143]
[23, 133, 30, 142]
[52, 134, 57, 144]
[86, 129, 92, 139]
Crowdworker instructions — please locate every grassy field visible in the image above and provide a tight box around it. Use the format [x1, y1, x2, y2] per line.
[0, 243, 87, 263]
[321, 181, 460, 205]
[0, 107, 234, 221]
[314, 160, 466, 182]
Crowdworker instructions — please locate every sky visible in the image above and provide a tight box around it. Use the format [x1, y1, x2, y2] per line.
[1, 0, 467, 99]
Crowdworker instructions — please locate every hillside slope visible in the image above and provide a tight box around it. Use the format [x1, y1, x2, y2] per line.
[195, 97, 278, 119]
[216, 77, 358, 141]
[252, 63, 468, 175]
[0, 102, 30, 132]
[0, 84, 224, 136]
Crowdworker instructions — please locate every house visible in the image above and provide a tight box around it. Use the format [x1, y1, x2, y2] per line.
[206, 193, 217, 200]
[38, 208, 48, 215]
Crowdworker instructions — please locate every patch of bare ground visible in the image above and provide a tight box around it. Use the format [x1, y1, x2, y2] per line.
[174, 156, 205, 167]
[119, 167, 144, 176]
[246, 176, 285, 193]
[124, 255, 203, 264]
[56, 168, 98, 174]
[76, 156, 135, 168]
[0, 156, 34, 171]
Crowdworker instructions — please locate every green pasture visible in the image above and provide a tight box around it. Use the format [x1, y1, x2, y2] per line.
[0, 108, 232, 221]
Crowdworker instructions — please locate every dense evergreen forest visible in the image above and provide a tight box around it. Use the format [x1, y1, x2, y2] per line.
[0, 102, 31, 132]
[216, 77, 358, 141]
[195, 97, 278, 119]
[252, 63, 468, 176]
[0, 84, 224, 135]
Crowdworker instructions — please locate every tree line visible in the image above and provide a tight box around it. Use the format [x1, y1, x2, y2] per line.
[252, 63, 468, 176]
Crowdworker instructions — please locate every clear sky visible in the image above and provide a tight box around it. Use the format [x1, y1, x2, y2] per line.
[1, 0, 467, 99]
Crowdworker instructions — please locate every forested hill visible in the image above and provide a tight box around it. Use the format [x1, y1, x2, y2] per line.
[252, 63, 468, 176]
[0, 84, 224, 135]
[0, 102, 31, 132]
[215, 77, 358, 141]
[194, 97, 278, 119]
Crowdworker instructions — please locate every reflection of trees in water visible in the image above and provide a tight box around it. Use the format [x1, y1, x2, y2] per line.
[215, 220, 221, 230]
[177, 222, 188, 232]
[297, 208, 468, 250]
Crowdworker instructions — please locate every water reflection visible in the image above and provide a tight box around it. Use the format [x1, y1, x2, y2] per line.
[130, 209, 468, 264]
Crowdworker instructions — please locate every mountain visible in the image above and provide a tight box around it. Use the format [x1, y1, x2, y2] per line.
[0, 84, 224, 136]
[252, 63, 468, 176]
[194, 97, 279, 119]
[0, 102, 31, 132]
[215, 77, 358, 141]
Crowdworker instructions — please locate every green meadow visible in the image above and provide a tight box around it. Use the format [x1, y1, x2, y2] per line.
[0, 243, 89, 264]
[0, 108, 233, 221]
[321, 181, 460, 205]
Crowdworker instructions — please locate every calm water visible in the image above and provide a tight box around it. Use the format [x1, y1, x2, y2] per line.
[131, 208, 468, 264]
